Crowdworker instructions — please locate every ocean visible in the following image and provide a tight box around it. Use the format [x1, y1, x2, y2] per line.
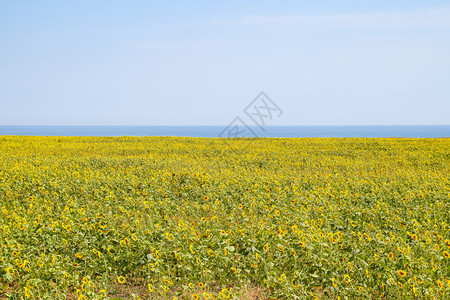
[0, 125, 449, 138]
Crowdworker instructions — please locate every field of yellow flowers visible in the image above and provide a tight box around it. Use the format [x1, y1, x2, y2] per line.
[0, 136, 449, 299]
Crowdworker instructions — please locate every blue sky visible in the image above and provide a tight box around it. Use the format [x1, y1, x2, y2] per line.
[1, 1, 449, 125]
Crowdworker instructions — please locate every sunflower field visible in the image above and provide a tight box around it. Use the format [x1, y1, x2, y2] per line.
[0, 136, 449, 299]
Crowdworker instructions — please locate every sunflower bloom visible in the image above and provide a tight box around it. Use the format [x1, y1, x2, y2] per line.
[117, 276, 126, 284]
[343, 275, 351, 283]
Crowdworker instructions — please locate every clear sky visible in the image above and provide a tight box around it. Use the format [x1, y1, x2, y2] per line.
[1, 1, 449, 125]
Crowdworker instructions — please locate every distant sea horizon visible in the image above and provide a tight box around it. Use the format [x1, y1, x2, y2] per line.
[0, 125, 449, 138]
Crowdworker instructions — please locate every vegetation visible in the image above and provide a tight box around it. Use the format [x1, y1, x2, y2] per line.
[0, 136, 449, 299]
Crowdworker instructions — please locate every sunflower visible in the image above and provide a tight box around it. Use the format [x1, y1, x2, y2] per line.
[192, 294, 199, 300]
[198, 282, 204, 288]
[443, 251, 450, 258]
[388, 252, 394, 260]
[263, 244, 269, 251]
[24, 286, 31, 298]
[117, 276, 126, 284]
[398, 270, 406, 277]
[333, 233, 341, 242]
[98, 220, 107, 229]
[291, 279, 300, 288]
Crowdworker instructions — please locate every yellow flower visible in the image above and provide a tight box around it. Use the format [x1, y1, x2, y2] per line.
[264, 244, 269, 251]
[198, 282, 204, 288]
[98, 220, 107, 229]
[75, 252, 83, 259]
[443, 251, 450, 258]
[120, 240, 126, 247]
[6, 267, 15, 275]
[333, 232, 341, 242]
[24, 286, 30, 298]
[343, 275, 351, 283]
[189, 244, 195, 254]
[291, 279, 300, 288]
[192, 294, 199, 300]
[398, 270, 406, 277]
[117, 276, 126, 284]
[388, 252, 393, 260]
